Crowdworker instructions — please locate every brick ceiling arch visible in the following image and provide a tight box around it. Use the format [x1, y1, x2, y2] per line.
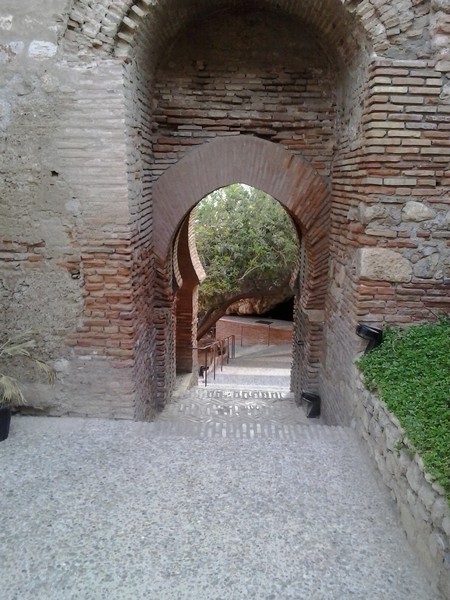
[152, 135, 330, 309]
[64, 0, 432, 63]
[65, 0, 369, 65]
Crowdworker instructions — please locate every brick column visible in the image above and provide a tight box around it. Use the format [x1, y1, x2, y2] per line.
[175, 217, 200, 374]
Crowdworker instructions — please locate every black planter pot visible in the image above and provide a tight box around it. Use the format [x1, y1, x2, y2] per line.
[301, 392, 321, 418]
[0, 407, 11, 442]
[356, 324, 383, 354]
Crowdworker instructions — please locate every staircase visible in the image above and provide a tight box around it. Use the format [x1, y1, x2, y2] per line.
[155, 386, 348, 441]
[162, 344, 308, 438]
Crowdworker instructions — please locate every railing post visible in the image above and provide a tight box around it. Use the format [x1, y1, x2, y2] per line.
[195, 334, 237, 388]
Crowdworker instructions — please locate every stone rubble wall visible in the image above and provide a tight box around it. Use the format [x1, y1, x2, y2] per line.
[322, 52, 450, 424]
[0, 1, 139, 417]
[352, 369, 450, 599]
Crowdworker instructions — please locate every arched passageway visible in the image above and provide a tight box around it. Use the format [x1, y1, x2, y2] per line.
[151, 135, 330, 410]
[32, 0, 446, 426]
[192, 184, 299, 344]
[60, 0, 366, 421]
[118, 2, 346, 418]
[0, 0, 446, 430]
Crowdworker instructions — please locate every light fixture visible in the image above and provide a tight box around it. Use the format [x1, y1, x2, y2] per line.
[356, 323, 383, 354]
[301, 392, 321, 418]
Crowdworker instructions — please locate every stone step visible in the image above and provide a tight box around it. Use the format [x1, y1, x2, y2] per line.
[195, 382, 292, 391]
[206, 375, 291, 387]
[159, 386, 327, 438]
[186, 387, 293, 399]
[150, 418, 350, 441]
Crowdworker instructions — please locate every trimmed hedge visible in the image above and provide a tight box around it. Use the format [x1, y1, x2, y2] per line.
[358, 319, 450, 499]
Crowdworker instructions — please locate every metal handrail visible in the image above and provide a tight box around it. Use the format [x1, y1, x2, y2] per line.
[194, 335, 236, 386]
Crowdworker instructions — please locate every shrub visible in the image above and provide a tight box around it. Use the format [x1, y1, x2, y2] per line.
[357, 319, 450, 498]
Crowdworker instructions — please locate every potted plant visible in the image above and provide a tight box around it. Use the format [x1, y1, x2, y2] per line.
[0, 332, 55, 441]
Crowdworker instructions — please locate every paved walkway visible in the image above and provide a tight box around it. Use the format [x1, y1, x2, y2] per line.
[0, 347, 442, 599]
[209, 344, 292, 388]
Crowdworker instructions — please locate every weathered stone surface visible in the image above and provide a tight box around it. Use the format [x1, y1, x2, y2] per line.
[432, 0, 450, 13]
[440, 82, 450, 102]
[0, 98, 11, 130]
[353, 374, 450, 598]
[419, 481, 440, 512]
[414, 253, 440, 278]
[406, 461, 423, 494]
[28, 40, 57, 58]
[358, 248, 413, 282]
[436, 60, 450, 72]
[432, 497, 449, 522]
[303, 309, 325, 323]
[442, 516, 450, 537]
[403, 201, 437, 222]
[358, 203, 388, 224]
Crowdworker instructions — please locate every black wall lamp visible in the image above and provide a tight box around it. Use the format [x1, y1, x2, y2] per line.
[301, 392, 321, 418]
[356, 323, 383, 354]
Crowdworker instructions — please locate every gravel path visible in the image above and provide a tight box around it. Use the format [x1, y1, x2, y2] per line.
[0, 415, 441, 600]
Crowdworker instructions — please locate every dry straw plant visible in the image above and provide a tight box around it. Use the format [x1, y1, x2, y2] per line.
[0, 332, 55, 441]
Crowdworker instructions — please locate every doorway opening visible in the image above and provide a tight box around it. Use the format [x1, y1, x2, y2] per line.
[178, 183, 299, 389]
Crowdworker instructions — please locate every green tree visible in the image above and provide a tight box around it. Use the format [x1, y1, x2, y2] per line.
[194, 184, 298, 338]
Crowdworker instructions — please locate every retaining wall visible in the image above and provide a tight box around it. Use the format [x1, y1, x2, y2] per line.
[352, 369, 450, 598]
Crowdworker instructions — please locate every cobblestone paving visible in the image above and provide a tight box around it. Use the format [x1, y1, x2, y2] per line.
[154, 387, 347, 441]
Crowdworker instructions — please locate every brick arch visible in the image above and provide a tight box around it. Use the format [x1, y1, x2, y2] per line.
[64, 0, 371, 63]
[63, 0, 433, 62]
[153, 135, 330, 311]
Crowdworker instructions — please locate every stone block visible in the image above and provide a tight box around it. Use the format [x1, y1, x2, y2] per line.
[431, 496, 450, 524]
[400, 501, 418, 542]
[406, 460, 423, 494]
[428, 530, 448, 560]
[402, 201, 437, 222]
[28, 40, 57, 59]
[414, 254, 440, 279]
[435, 59, 450, 72]
[358, 248, 413, 282]
[442, 516, 450, 537]
[418, 481, 440, 512]
[384, 423, 400, 451]
[432, 0, 450, 12]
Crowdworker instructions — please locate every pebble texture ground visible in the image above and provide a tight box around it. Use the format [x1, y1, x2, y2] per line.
[0, 412, 441, 600]
[0, 345, 442, 599]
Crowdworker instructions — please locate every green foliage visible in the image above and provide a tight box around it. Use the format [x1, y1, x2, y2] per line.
[357, 319, 450, 498]
[0, 332, 55, 407]
[194, 184, 298, 315]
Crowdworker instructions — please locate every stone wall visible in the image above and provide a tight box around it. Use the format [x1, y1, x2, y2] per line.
[352, 370, 450, 598]
[321, 52, 450, 424]
[0, 1, 137, 417]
